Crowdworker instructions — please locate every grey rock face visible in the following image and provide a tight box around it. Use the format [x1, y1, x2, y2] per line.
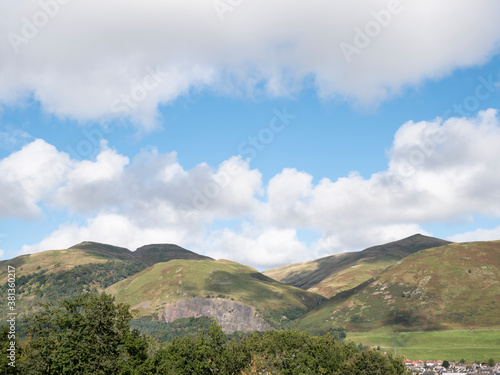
[158, 298, 272, 333]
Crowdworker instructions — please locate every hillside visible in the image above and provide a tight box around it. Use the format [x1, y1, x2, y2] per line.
[106, 258, 325, 332]
[0, 241, 210, 317]
[134, 243, 213, 265]
[297, 240, 500, 333]
[263, 234, 450, 298]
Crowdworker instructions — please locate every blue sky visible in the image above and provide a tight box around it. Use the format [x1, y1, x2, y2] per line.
[1, 0, 500, 269]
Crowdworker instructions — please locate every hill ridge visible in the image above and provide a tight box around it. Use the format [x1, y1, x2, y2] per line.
[0, 241, 213, 317]
[297, 240, 500, 332]
[263, 234, 451, 298]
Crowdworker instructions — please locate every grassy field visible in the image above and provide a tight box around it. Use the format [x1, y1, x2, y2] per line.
[347, 330, 500, 362]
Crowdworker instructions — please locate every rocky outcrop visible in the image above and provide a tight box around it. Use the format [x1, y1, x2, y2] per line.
[158, 298, 272, 333]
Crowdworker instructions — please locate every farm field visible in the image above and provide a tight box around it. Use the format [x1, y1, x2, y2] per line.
[347, 329, 500, 362]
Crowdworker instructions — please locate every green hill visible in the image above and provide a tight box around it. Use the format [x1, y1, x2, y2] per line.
[264, 234, 450, 298]
[0, 241, 211, 317]
[134, 244, 213, 265]
[106, 258, 325, 330]
[297, 240, 500, 333]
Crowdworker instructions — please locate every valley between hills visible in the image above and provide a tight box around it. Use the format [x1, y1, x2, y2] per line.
[1, 233, 499, 360]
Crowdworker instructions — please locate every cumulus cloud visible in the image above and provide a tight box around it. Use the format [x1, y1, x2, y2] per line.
[7, 110, 500, 268]
[8, 140, 264, 258]
[53, 142, 130, 213]
[257, 109, 500, 252]
[257, 110, 500, 250]
[1, 0, 500, 128]
[311, 224, 430, 257]
[20, 213, 195, 255]
[203, 225, 308, 269]
[0, 139, 73, 218]
[448, 226, 500, 243]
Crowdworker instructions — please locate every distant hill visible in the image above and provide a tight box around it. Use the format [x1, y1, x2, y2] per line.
[297, 240, 500, 333]
[263, 234, 451, 298]
[134, 244, 213, 265]
[0, 241, 211, 317]
[106, 259, 325, 332]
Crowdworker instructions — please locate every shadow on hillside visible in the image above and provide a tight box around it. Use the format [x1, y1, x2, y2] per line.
[383, 308, 445, 332]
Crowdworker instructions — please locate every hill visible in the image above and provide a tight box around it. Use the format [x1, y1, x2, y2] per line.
[134, 243, 213, 265]
[297, 240, 500, 333]
[106, 258, 325, 332]
[0, 241, 210, 317]
[263, 234, 450, 298]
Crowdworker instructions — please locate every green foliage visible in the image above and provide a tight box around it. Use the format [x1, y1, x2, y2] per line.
[487, 357, 496, 367]
[0, 261, 146, 317]
[339, 350, 410, 375]
[242, 330, 356, 375]
[18, 293, 148, 375]
[135, 325, 409, 375]
[262, 306, 308, 329]
[0, 325, 22, 374]
[9, 293, 410, 374]
[443, 360, 450, 368]
[130, 316, 214, 342]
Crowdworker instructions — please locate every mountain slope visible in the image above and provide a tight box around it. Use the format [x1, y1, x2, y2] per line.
[0, 241, 211, 316]
[106, 258, 325, 332]
[297, 240, 500, 333]
[263, 234, 451, 298]
[0, 242, 140, 280]
[134, 244, 213, 265]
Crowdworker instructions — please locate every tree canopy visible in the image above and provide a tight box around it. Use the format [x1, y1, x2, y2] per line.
[1, 293, 410, 375]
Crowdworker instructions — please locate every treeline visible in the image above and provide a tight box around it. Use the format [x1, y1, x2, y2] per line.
[1, 293, 410, 374]
[0, 261, 146, 316]
[130, 316, 215, 342]
[131, 312, 346, 342]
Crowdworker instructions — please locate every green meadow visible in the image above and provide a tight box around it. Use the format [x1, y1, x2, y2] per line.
[347, 329, 500, 362]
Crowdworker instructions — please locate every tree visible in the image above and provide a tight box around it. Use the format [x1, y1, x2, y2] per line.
[0, 325, 22, 374]
[487, 358, 496, 367]
[340, 350, 411, 375]
[19, 293, 148, 374]
[137, 321, 233, 375]
[443, 360, 450, 369]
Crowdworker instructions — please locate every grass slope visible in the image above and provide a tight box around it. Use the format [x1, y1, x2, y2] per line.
[347, 330, 500, 362]
[106, 259, 325, 326]
[134, 244, 213, 266]
[298, 240, 500, 333]
[0, 241, 211, 317]
[264, 234, 450, 298]
[0, 242, 141, 284]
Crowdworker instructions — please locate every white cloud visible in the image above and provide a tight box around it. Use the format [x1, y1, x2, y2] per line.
[203, 225, 308, 269]
[261, 109, 500, 231]
[53, 142, 130, 213]
[1, 0, 500, 129]
[448, 226, 500, 243]
[311, 224, 430, 258]
[20, 213, 195, 255]
[8, 110, 500, 268]
[0, 139, 73, 218]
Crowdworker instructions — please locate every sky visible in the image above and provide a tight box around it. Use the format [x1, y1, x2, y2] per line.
[1, 0, 500, 270]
